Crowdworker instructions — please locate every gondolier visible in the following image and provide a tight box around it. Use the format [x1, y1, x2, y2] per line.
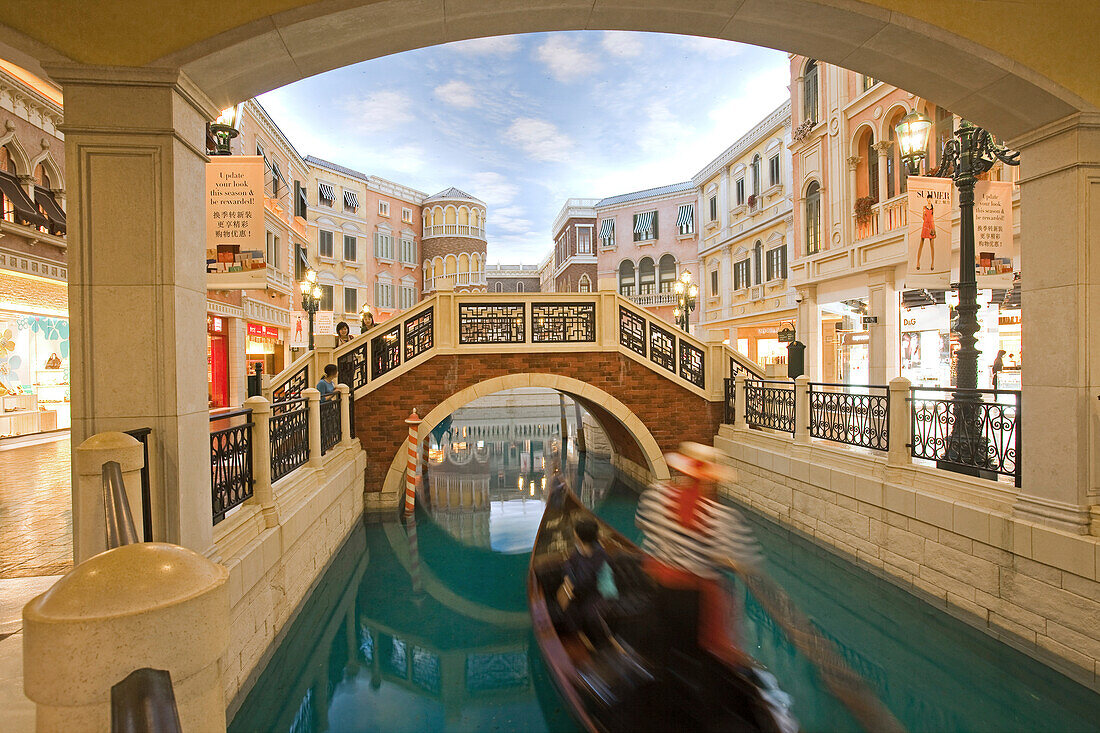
[635, 442, 762, 669]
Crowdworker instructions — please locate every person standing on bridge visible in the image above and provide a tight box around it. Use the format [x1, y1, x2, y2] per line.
[335, 321, 352, 346]
[635, 442, 762, 669]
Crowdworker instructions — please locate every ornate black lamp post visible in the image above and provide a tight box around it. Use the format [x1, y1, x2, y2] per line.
[299, 268, 322, 351]
[895, 112, 1020, 470]
[208, 105, 242, 156]
[672, 270, 698, 333]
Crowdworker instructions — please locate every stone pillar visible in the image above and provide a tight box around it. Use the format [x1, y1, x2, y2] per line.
[867, 268, 899, 385]
[244, 395, 278, 528]
[874, 140, 892, 210]
[50, 65, 217, 557]
[887, 376, 911, 468]
[734, 372, 748, 430]
[337, 383, 354, 447]
[1011, 113, 1100, 533]
[74, 431, 145, 562]
[794, 375, 810, 443]
[847, 155, 861, 242]
[229, 316, 247, 408]
[719, 166, 731, 231]
[23, 543, 229, 731]
[305, 387, 323, 468]
[796, 285, 822, 381]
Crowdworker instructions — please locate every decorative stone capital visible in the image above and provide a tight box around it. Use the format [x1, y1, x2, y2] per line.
[872, 140, 893, 155]
[847, 155, 862, 170]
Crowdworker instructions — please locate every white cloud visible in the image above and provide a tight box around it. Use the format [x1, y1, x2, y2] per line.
[467, 172, 520, 207]
[338, 90, 414, 133]
[504, 117, 574, 162]
[434, 79, 477, 108]
[535, 34, 600, 82]
[448, 36, 520, 56]
[679, 36, 746, 60]
[490, 205, 533, 233]
[601, 32, 645, 59]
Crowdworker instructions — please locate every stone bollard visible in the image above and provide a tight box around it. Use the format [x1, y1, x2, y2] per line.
[23, 543, 229, 731]
[74, 432, 145, 564]
[888, 376, 913, 467]
[244, 395, 278, 528]
[337, 384, 355, 448]
[794, 375, 811, 443]
[734, 372, 748, 430]
[304, 387, 323, 468]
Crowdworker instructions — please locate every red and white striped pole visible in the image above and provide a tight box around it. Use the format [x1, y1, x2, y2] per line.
[404, 409, 422, 515]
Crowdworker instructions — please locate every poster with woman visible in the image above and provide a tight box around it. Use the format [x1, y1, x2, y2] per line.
[905, 176, 953, 289]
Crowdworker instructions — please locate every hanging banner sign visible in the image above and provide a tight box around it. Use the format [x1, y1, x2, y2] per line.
[904, 176, 953, 289]
[289, 312, 309, 349]
[314, 311, 335, 336]
[974, 180, 1014, 288]
[206, 156, 266, 275]
[247, 323, 280, 340]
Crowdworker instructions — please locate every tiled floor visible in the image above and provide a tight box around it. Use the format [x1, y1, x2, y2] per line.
[0, 435, 72, 578]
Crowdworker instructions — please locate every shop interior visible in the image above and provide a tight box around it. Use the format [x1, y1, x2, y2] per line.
[0, 309, 70, 438]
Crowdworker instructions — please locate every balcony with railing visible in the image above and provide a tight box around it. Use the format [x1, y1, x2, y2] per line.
[627, 291, 676, 307]
[853, 194, 908, 243]
[423, 224, 486, 240]
[207, 262, 293, 295]
[425, 272, 487, 291]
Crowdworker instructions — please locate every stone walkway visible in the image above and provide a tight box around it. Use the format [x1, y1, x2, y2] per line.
[0, 434, 72, 578]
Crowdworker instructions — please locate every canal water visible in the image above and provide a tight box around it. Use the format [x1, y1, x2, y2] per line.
[230, 414, 1100, 732]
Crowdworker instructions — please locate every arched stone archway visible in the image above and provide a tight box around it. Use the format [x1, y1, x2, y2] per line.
[380, 373, 671, 502]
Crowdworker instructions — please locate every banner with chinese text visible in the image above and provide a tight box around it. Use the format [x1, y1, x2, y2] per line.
[206, 156, 265, 275]
[974, 180, 1014, 288]
[904, 176, 953, 289]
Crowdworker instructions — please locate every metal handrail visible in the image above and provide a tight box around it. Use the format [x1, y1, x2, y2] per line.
[103, 460, 139, 549]
[111, 668, 182, 733]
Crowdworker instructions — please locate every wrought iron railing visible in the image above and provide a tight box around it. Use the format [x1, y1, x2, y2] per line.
[270, 398, 309, 482]
[910, 387, 1021, 485]
[809, 382, 889, 451]
[272, 364, 309, 413]
[724, 377, 736, 424]
[320, 397, 341, 455]
[745, 379, 795, 433]
[210, 409, 254, 525]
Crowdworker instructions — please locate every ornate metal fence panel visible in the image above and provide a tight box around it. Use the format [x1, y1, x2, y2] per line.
[744, 379, 795, 433]
[910, 387, 1020, 484]
[458, 303, 525, 344]
[809, 383, 889, 451]
[210, 410, 253, 525]
[270, 399, 309, 482]
[320, 397, 341, 455]
[531, 302, 596, 343]
[648, 322, 676, 373]
[724, 378, 736, 424]
[371, 325, 402, 380]
[337, 343, 369, 391]
[678, 341, 705, 388]
[404, 307, 434, 360]
[272, 364, 309, 413]
[619, 306, 646, 357]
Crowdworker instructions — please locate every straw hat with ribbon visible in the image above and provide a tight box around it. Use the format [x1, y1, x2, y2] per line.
[664, 441, 737, 483]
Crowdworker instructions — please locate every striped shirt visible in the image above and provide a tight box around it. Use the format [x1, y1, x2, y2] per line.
[636, 482, 763, 579]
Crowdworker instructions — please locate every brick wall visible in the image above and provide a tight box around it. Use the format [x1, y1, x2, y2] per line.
[421, 236, 486, 261]
[355, 351, 723, 490]
[555, 262, 596, 293]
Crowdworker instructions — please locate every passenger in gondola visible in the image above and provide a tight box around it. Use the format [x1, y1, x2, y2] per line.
[635, 442, 762, 669]
[557, 518, 614, 651]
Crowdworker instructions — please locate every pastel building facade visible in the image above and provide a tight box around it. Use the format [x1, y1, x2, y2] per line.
[550, 198, 599, 293]
[694, 102, 795, 372]
[485, 263, 541, 293]
[595, 183, 700, 326]
[421, 188, 487, 294]
[788, 57, 1021, 386]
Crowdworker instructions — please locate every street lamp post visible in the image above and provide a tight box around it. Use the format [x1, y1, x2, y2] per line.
[208, 104, 242, 156]
[895, 112, 1020, 471]
[300, 268, 322, 351]
[672, 270, 698, 333]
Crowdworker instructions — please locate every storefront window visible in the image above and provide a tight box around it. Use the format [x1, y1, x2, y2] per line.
[0, 310, 70, 436]
[207, 315, 230, 409]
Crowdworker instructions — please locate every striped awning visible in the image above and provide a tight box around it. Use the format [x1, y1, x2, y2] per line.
[633, 210, 654, 234]
[318, 183, 335, 202]
[677, 204, 694, 228]
[298, 184, 308, 211]
[344, 190, 359, 209]
[599, 218, 614, 238]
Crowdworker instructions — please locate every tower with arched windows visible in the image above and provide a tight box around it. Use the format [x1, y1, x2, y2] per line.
[420, 188, 487, 294]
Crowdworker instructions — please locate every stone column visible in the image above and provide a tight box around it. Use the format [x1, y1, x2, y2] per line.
[74, 431, 145, 562]
[847, 155, 861, 241]
[734, 372, 748, 430]
[305, 387, 322, 468]
[874, 140, 892, 209]
[793, 375, 810, 443]
[338, 383, 354, 447]
[1011, 113, 1100, 533]
[867, 268, 899, 385]
[796, 285, 822, 381]
[244, 395, 278, 528]
[229, 316, 247, 408]
[49, 65, 217, 558]
[887, 377, 911, 468]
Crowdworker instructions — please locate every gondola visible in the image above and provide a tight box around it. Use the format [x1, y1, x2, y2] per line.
[527, 486, 794, 733]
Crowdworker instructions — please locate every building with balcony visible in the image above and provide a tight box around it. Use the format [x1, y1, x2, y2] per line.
[549, 198, 598, 293]
[305, 156, 426, 328]
[594, 183, 700, 327]
[485, 263, 541, 293]
[0, 61, 68, 437]
[421, 188, 487, 293]
[694, 101, 795, 374]
[788, 58, 1021, 386]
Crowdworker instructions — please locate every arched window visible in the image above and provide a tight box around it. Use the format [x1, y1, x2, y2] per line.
[886, 111, 907, 198]
[803, 60, 819, 125]
[751, 154, 761, 198]
[495, 282, 503, 292]
[638, 257, 656, 295]
[517, 282, 523, 293]
[658, 254, 677, 292]
[753, 241, 764, 285]
[578, 274, 591, 293]
[865, 131, 878, 201]
[0, 146, 15, 174]
[805, 181, 821, 255]
[618, 260, 636, 296]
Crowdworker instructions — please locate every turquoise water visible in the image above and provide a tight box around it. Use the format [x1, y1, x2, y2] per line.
[230, 452, 1100, 732]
